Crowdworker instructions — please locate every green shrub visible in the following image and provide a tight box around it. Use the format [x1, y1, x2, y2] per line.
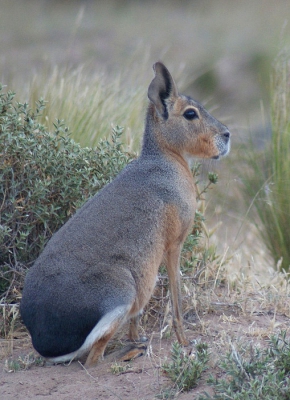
[162, 341, 209, 392]
[200, 331, 290, 399]
[240, 47, 290, 272]
[0, 86, 134, 298]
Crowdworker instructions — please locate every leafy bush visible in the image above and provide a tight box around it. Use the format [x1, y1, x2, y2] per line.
[200, 331, 290, 399]
[162, 341, 209, 392]
[241, 47, 290, 272]
[0, 86, 134, 298]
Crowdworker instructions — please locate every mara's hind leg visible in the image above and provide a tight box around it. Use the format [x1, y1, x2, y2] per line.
[110, 314, 148, 362]
[86, 314, 148, 366]
[129, 314, 148, 342]
[84, 305, 131, 368]
[118, 342, 147, 362]
[129, 314, 140, 341]
[84, 310, 147, 368]
[106, 313, 147, 362]
[85, 330, 117, 368]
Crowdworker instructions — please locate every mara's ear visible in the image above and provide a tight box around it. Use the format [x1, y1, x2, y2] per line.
[147, 62, 178, 119]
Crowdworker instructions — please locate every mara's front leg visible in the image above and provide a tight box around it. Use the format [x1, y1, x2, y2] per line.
[166, 244, 189, 346]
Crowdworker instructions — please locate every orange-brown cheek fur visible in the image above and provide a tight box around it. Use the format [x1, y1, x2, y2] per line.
[188, 134, 219, 158]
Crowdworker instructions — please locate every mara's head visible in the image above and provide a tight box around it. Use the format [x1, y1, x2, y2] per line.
[146, 62, 230, 160]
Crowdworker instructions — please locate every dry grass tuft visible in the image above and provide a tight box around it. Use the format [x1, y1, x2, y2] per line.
[15, 63, 148, 152]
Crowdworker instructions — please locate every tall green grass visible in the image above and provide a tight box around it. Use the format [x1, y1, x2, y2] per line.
[241, 47, 290, 272]
[19, 64, 147, 151]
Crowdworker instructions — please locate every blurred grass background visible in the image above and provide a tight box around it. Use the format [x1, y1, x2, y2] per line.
[1, 0, 290, 272]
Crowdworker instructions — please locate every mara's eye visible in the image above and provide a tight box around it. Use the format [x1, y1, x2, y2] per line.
[183, 108, 199, 120]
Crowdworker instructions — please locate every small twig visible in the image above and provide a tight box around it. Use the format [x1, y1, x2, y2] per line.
[118, 368, 142, 376]
[0, 304, 20, 307]
[193, 266, 206, 283]
[210, 302, 241, 308]
[213, 246, 229, 289]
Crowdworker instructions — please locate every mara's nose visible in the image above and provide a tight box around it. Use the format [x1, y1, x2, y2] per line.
[223, 131, 230, 142]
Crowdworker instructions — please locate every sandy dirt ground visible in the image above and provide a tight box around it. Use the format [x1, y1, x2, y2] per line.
[1, 306, 289, 400]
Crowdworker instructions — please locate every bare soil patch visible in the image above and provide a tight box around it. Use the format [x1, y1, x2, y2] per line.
[1, 292, 289, 400]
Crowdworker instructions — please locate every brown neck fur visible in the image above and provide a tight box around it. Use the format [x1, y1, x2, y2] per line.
[141, 103, 192, 176]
